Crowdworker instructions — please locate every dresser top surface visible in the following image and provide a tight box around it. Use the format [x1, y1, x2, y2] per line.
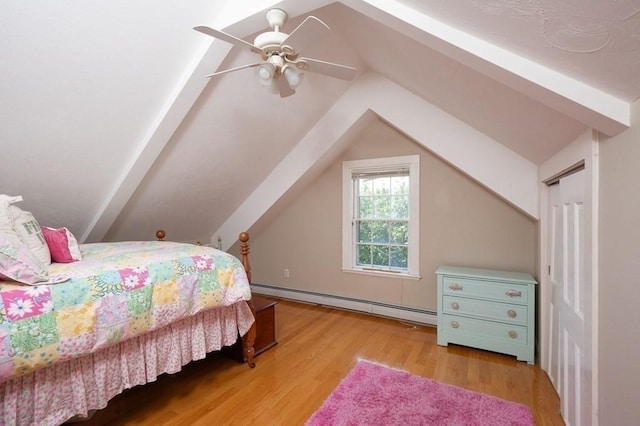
[436, 266, 537, 285]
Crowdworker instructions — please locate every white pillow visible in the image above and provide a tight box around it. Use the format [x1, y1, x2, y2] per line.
[0, 230, 49, 284]
[0, 194, 20, 231]
[9, 205, 51, 266]
[0, 195, 51, 266]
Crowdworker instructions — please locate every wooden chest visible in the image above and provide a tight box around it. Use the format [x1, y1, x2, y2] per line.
[225, 296, 277, 362]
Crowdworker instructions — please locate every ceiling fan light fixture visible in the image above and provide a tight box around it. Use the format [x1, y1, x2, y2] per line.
[283, 65, 303, 89]
[257, 63, 275, 84]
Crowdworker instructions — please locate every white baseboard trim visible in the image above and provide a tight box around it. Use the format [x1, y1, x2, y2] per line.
[250, 283, 437, 326]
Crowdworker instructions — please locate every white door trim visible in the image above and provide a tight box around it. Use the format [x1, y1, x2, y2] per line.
[539, 129, 599, 425]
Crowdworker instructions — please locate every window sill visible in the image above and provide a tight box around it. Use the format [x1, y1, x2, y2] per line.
[341, 268, 421, 280]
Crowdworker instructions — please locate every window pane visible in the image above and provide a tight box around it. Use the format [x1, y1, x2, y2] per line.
[373, 177, 391, 195]
[390, 196, 408, 219]
[389, 221, 408, 244]
[391, 176, 409, 195]
[390, 246, 408, 268]
[346, 156, 418, 275]
[372, 245, 389, 267]
[358, 196, 373, 218]
[357, 221, 372, 243]
[357, 244, 371, 266]
[371, 221, 389, 243]
[359, 179, 373, 196]
[374, 196, 391, 218]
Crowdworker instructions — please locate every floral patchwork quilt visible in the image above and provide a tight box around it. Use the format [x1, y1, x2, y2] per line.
[0, 241, 252, 383]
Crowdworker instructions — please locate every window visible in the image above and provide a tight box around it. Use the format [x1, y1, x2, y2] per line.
[342, 155, 420, 278]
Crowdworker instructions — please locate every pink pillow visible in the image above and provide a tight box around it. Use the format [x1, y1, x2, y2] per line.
[41, 227, 82, 263]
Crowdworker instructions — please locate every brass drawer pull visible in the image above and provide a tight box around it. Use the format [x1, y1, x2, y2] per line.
[451, 302, 460, 310]
[449, 283, 464, 291]
[507, 309, 517, 318]
[508, 330, 518, 339]
[451, 321, 459, 329]
[505, 290, 522, 298]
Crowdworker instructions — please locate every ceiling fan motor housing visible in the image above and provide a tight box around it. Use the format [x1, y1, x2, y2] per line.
[265, 8, 287, 30]
[254, 9, 291, 54]
[253, 31, 288, 53]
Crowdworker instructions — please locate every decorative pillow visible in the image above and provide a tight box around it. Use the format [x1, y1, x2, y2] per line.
[0, 195, 21, 232]
[0, 194, 51, 266]
[0, 230, 49, 285]
[9, 205, 51, 266]
[41, 227, 82, 263]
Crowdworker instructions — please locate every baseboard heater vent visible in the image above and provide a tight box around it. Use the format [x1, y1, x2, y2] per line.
[250, 283, 437, 326]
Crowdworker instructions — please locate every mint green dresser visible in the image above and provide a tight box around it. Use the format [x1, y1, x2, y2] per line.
[436, 266, 537, 364]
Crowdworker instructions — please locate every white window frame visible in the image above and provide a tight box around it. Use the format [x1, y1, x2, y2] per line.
[342, 155, 420, 279]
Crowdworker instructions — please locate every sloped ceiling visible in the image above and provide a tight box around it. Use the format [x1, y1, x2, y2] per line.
[2, 0, 639, 245]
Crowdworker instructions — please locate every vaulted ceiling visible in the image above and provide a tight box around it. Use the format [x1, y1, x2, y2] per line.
[2, 0, 638, 246]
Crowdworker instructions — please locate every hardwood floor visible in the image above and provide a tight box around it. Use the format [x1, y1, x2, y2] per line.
[80, 299, 564, 425]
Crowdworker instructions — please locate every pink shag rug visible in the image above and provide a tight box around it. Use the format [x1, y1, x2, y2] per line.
[306, 359, 535, 426]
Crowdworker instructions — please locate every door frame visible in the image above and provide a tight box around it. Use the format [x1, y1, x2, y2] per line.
[539, 129, 599, 425]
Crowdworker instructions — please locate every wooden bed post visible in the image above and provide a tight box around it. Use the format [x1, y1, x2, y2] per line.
[239, 232, 251, 282]
[239, 232, 256, 368]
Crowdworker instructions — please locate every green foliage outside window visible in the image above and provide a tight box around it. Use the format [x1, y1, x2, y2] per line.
[355, 175, 409, 270]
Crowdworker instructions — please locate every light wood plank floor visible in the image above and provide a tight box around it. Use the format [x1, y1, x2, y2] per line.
[81, 299, 564, 425]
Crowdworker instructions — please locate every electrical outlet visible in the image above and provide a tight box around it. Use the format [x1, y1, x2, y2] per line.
[284, 268, 290, 278]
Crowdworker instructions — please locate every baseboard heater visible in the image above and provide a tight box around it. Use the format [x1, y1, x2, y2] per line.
[250, 283, 437, 326]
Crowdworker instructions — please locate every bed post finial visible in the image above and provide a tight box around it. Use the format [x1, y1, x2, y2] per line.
[239, 232, 251, 283]
[156, 229, 166, 241]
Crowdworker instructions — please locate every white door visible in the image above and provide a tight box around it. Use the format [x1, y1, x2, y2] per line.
[547, 169, 593, 426]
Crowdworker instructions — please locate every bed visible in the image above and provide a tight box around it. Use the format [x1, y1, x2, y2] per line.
[0, 225, 257, 426]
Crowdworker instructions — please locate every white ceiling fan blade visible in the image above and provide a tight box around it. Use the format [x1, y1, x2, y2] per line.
[298, 57, 357, 80]
[277, 76, 296, 98]
[194, 25, 264, 54]
[205, 63, 262, 78]
[281, 16, 329, 54]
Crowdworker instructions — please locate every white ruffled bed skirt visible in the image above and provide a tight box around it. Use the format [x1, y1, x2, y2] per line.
[0, 301, 254, 426]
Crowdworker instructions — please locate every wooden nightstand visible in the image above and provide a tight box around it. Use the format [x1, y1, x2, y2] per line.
[224, 296, 278, 362]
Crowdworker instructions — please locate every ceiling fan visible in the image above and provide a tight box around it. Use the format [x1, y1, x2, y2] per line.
[194, 8, 357, 98]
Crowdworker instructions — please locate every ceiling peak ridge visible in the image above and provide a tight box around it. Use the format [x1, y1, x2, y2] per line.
[214, 71, 539, 248]
[340, 0, 629, 135]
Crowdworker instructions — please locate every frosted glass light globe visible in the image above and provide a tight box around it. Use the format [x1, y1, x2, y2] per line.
[283, 66, 302, 88]
[258, 65, 272, 80]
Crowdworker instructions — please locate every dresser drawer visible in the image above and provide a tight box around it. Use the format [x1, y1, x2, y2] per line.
[440, 313, 528, 345]
[437, 266, 536, 364]
[442, 276, 529, 304]
[442, 295, 528, 325]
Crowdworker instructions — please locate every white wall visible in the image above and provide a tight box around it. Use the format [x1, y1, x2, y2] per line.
[598, 99, 640, 425]
[245, 119, 537, 313]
